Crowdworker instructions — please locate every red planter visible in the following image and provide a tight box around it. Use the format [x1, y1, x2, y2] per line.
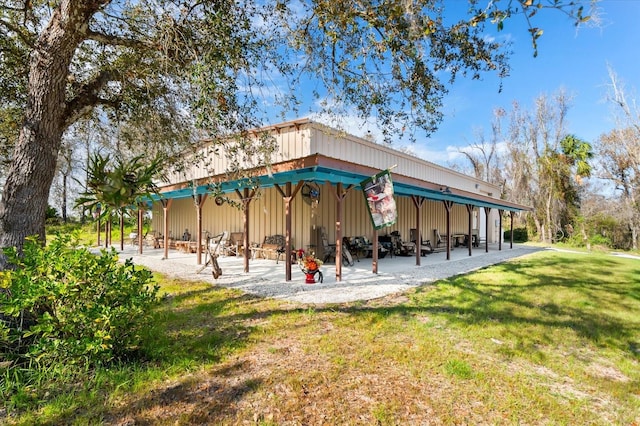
[305, 271, 317, 284]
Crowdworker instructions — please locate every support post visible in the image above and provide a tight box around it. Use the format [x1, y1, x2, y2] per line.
[119, 212, 125, 251]
[498, 209, 504, 251]
[94, 206, 101, 247]
[194, 194, 207, 265]
[275, 182, 303, 281]
[235, 188, 256, 274]
[510, 211, 515, 249]
[466, 204, 474, 256]
[327, 182, 353, 282]
[484, 206, 491, 253]
[411, 195, 426, 266]
[138, 206, 144, 254]
[106, 215, 111, 248]
[372, 228, 378, 274]
[443, 200, 454, 260]
[161, 199, 173, 259]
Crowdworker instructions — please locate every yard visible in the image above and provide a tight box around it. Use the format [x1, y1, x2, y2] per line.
[3, 249, 639, 425]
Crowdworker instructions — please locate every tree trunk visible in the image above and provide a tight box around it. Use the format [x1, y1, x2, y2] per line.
[120, 210, 125, 251]
[0, 1, 107, 266]
[631, 192, 639, 251]
[62, 173, 68, 223]
[534, 217, 543, 242]
[0, 55, 68, 252]
[545, 190, 553, 243]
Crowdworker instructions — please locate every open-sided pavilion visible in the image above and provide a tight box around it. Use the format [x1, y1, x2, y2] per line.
[142, 119, 529, 282]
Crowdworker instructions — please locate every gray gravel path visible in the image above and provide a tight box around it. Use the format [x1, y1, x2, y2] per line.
[119, 244, 544, 304]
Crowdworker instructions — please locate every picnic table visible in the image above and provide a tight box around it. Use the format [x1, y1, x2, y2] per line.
[175, 240, 204, 253]
[451, 233, 479, 248]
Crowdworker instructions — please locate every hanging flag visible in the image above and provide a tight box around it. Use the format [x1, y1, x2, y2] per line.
[361, 169, 397, 230]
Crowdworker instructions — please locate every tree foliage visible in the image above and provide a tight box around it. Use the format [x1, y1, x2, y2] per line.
[597, 68, 640, 249]
[0, 0, 596, 253]
[473, 91, 594, 243]
[456, 107, 506, 185]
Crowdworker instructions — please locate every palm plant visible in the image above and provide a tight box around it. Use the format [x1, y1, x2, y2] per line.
[76, 153, 164, 250]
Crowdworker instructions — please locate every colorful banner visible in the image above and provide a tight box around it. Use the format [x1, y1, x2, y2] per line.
[361, 170, 397, 230]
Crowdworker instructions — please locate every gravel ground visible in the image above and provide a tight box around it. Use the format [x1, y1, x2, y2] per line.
[119, 244, 544, 304]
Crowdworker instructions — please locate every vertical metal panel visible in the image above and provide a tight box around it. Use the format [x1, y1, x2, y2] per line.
[165, 124, 314, 186]
[161, 122, 505, 229]
[307, 124, 500, 196]
[151, 196, 252, 241]
[151, 187, 485, 251]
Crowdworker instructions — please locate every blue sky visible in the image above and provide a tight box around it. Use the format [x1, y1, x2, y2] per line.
[300, 1, 640, 167]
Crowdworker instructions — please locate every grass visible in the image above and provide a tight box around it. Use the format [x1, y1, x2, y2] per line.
[46, 220, 150, 248]
[2, 250, 639, 425]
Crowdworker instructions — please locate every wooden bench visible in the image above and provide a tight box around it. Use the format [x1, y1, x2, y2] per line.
[250, 235, 288, 262]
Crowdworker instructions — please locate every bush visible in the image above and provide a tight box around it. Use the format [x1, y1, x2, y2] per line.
[504, 227, 528, 243]
[0, 234, 159, 368]
[588, 234, 612, 248]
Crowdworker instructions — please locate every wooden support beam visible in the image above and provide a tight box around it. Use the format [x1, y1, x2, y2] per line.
[275, 181, 304, 281]
[498, 209, 504, 251]
[484, 206, 491, 253]
[235, 188, 256, 274]
[138, 206, 144, 254]
[194, 194, 208, 264]
[372, 228, 379, 274]
[510, 211, 515, 249]
[326, 182, 354, 281]
[443, 200, 454, 260]
[466, 204, 474, 257]
[411, 195, 426, 266]
[161, 199, 173, 259]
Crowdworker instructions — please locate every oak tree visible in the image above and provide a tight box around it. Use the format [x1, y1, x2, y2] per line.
[0, 0, 595, 258]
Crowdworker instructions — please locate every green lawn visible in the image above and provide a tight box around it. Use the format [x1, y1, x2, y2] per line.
[3, 250, 639, 425]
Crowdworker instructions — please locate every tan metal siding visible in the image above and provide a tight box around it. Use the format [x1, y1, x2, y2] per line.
[161, 122, 505, 224]
[275, 127, 312, 163]
[165, 126, 313, 185]
[152, 183, 487, 252]
[307, 125, 500, 196]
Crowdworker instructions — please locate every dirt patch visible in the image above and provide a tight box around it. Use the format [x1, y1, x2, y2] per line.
[586, 363, 630, 382]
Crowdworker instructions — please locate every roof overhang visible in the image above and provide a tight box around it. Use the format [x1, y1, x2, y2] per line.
[152, 154, 530, 212]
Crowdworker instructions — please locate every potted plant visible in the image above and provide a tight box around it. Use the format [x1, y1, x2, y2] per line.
[298, 251, 323, 283]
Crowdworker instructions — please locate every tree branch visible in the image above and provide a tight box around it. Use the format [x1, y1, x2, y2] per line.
[85, 29, 147, 49]
[0, 17, 35, 48]
[64, 69, 115, 126]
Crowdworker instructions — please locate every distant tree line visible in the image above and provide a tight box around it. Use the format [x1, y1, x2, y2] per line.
[455, 68, 639, 250]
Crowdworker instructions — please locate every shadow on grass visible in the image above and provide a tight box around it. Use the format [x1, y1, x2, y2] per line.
[148, 285, 270, 363]
[144, 252, 639, 369]
[101, 360, 261, 425]
[22, 252, 640, 425]
[360, 253, 640, 359]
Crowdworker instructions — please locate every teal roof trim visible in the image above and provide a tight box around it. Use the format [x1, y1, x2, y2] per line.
[152, 166, 525, 212]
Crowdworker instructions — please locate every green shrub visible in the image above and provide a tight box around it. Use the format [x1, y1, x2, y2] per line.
[504, 227, 528, 242]
[0, 234, 159, 368]
[588, 234, 612, 248]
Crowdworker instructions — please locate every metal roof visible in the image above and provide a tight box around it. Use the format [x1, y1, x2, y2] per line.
[153, 161, 529, 212]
